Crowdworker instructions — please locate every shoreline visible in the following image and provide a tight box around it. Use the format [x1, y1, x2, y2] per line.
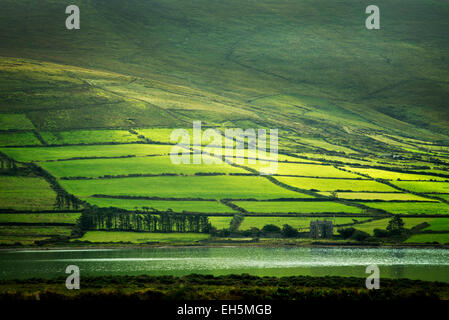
[1, 241, 448, 252]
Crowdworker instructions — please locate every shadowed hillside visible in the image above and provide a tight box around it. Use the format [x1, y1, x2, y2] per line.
[0, 0, 447, 145]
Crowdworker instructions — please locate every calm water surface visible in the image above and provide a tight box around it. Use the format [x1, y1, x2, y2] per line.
[1, 247, 448, 282]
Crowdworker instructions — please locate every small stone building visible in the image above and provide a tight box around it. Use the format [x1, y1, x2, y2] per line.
[310, 220, 333, 239]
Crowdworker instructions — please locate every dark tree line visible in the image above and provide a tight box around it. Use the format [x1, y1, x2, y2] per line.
[54, 189, 80, 210]
[79, 207, 212, 233]
[26, 163, 82, 211]
[229, 214, 244, 232]
[0, 153, 81, 210]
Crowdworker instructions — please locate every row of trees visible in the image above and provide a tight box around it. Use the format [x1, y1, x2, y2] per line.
[0, 158, 17, 170]
[0, 154, 81, 211]
[79, 207, 212, 233]
[338, 216, 407, 241]
[26, 163, 82, 211]
[241, 224, 300, 238]
[213, 222, 301, 238]
[54, 191, 80, 210]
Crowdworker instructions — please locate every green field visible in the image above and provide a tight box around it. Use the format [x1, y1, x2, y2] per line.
[61, 176, 310, 200]
[239, 217, 369, 231]
[367, 134, 423, 152]
[0, 226, 73, 237]
[352, 218, 432, 235]
[0, 213, 80, 224]
[0, 113, 35, 130]
[430, 194, 449, 201]
[249, 162, 363, 178]
[40, 130, 141, 145]
[361, 202, 449, 215]
[137, 128, 190, 144]
[385, 135, 432, 146]
[209, 216, 233, 229]
[194, 147, 311, 164]
[295, 137, 357, 154]
[224, 153, 312, 165]
[74, 231, 210, 243]
[233, 201, 362, 214]
[404, 234, 449, 244]
[0, 144, 176, 162]
[416, 169, 449, 176]
[0, 176, 57, 210]
[422, 218, 449, 231]
[346, 167, 446, 181]
[0, 236, 51, 245]
[318, 192, 432, 201]
[0, 132, 41, 146]
[40, 155, 247, 178]
[276, 177, 397, 192]
[393, 181, 449, 193]
[297, 153, 375, 166]
[83, 197, 236, 213]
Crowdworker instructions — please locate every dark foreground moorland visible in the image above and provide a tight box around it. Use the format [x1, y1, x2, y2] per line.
[1, 274, 448, 301]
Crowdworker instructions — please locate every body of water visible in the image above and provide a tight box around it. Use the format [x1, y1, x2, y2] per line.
[1, 246, 449, 282]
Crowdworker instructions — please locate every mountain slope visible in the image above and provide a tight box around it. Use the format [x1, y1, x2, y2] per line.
[0, 0, 448, 145]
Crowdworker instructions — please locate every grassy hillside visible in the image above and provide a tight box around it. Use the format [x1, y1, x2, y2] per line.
[0, 0, 448, 141]
[0, 0, 448, 245]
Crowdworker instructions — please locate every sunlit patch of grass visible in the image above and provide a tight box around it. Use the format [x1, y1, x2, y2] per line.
[82, 198, 236, 213]
[0, 144, 175, 162]
[74, 231, 210, 243]
[277, 176, 396, 192]
[233, 201, 361, 214]
[405, 233, 449, 244]
[360, 202, 449, 215]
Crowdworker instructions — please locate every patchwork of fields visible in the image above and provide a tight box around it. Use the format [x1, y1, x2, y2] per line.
[1, 25, 449, 245]
[0, 0, 448, 248]
[1, 124, 449, 245]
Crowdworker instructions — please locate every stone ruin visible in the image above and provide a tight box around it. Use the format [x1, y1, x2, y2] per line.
[310, 220, 333, 239]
